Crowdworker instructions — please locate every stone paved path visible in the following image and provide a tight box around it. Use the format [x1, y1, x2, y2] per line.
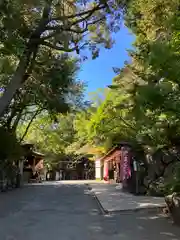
[89, 183, 166, 212]
[0, 181, 179, 240]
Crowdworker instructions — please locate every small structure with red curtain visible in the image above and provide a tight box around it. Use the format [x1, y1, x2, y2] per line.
[96, 142, 136, 192]
[101, 146, 121, 182]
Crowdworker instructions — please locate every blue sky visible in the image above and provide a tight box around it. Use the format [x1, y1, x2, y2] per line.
[78, 25, 134, 99]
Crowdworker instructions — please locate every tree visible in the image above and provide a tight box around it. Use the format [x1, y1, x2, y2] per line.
[0, 51, 84, 135]
[123, 0, 180, 147]
[69, 0, 180, 163]
[17, 113, 78, 168]
[0, 0, 127, 117]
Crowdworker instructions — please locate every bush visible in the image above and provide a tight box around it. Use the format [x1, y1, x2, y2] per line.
[147, 177, 166, 196]
[164, 163, 180, 194]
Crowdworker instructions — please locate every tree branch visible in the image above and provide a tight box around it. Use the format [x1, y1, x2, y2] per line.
[102, 114, 136, 132]
[43, 17, 105, 41]
[30, 0, 53, 39]
[11, 108, 24, 132]
[42, 26, 87, 41]
[50, 3, 106, 22]
[20, 108, 42, 142]
[41, 41, 87, 52]
[22, 47, 38, 83]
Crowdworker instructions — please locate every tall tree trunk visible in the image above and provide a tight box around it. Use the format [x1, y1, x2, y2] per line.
[0, 2, 52, 118]
[0, 50, 32, 118]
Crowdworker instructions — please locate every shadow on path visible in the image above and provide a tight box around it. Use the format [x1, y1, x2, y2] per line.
[0, 183, 179, 240]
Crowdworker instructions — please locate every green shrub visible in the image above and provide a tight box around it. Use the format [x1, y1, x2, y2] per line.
[164, 163, 180, 194]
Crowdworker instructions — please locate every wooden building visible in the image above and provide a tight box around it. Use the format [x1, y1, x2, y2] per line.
[45, 156, 95, 181]
[63, 157, 95, 180]
[22, 144, 45, 182]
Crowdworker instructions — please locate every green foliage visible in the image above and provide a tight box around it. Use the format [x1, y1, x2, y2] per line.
[164, 163, 180, 194]
[17, 113, 77, 167]
[0, 0, 127, 65]
[115, 0, 180, 150]
[27, 53, 84, 114]
[66, 0, 180, 176]
[0, 0, 129, 119]
[4, 0, 180, 190]
[0, 50, 85, 136]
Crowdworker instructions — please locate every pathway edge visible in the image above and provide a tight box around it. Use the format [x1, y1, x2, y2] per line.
[87, 184, 166, 215]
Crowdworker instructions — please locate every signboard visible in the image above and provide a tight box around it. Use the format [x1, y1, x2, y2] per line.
[122, 149, 131, 181]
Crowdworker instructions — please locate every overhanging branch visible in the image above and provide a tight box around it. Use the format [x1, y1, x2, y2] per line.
[41, 27, 87, 41]
[41, 41, 87, 52]
[51, 3, 106, 22]
[20, 108, 42, 142]
[44, 17, 105, 38]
